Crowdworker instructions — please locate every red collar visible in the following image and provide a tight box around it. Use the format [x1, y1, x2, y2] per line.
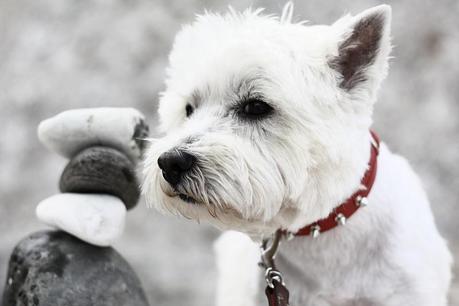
[293, 130, 380, 238]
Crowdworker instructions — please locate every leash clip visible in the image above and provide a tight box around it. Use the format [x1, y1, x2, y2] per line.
[260, 230, 287, 287]
[265, 267, 285, 288]
[261, 230, 291, 306]
[260, 230, 283, 270]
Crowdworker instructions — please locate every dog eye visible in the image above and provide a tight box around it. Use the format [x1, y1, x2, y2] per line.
[239, 98, 273, 119]
[185, 104, 194, 117]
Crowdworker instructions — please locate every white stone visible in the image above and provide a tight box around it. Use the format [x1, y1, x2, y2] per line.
[36, 193, 127, 247]
[38, 107, 147, 161]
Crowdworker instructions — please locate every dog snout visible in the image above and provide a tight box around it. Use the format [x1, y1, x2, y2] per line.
[157, 149, 196, 187]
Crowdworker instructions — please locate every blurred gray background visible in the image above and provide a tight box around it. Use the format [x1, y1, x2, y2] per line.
[0, 0, 457, 305]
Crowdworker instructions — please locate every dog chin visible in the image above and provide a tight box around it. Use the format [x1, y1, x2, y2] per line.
[157, 191, 279, 238]
[145, 168, 282, 237]
[158, 178, 201, 205]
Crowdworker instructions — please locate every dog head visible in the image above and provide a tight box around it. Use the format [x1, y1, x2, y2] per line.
[142, 4, 391, 237]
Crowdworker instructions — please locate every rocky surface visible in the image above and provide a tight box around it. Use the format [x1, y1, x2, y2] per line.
[59, 146, 140, 209]
[38, 108, 149, 162]
[1, 230, 149, 306]
[36, 194, 126, 247]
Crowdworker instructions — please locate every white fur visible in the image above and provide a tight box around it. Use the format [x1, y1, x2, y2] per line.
[214, 231, 260, 306]
[142, 4, 452, 305]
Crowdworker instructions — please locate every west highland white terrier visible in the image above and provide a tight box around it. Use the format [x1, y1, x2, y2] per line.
[142, 4, 452, 305]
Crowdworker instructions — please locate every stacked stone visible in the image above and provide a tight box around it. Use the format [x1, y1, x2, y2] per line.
[35, 107, 149, 246]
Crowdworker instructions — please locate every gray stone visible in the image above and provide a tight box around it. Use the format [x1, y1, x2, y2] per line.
[59, 146, 140, 210]
[1, 231, 150, 306]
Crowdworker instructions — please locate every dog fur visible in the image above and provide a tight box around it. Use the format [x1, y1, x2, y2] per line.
[142, 4, 452, 305]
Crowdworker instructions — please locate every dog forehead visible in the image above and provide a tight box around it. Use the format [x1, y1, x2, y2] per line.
[171, 11, 287, 58]
[167, 42, 278, 94]
[166, 22, 286, 89]
[165, 12, 334, 91]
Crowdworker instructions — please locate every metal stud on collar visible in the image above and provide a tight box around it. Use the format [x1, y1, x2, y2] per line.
[335, 213, 346, 225]
[356, 195, 369, 207]
[310, 225, 321, 238]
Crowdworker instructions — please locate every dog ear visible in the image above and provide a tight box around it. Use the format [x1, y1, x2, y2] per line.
[329, 5, 392, 93]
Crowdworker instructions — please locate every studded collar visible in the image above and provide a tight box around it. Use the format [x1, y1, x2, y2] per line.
[293, 130, 380, 238]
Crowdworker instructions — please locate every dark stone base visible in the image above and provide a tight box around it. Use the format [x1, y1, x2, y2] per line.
[2, 231, 149, 306]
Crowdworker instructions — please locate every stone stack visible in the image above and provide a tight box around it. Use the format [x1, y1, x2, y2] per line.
[35, 107, 149, 246]
[1, 108, 152, 306]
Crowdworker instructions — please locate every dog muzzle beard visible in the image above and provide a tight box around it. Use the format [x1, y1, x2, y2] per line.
[143, 143, 286, 225]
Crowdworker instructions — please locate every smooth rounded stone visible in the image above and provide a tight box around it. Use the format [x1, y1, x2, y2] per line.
[59, 146, 140, 209]
[1, 230, 149, 306]
[36, 193, 126, 247]
[38, 107, 149, 161]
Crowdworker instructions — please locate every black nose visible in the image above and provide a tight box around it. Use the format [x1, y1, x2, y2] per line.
[157, 150, 196, 186]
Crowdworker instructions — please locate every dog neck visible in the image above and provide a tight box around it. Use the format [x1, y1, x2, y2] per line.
[270, 128, 379, 237]
[289, 131, 379, 238]
[210, 130, 380, 241]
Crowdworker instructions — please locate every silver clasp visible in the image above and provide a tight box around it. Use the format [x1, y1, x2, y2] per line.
[260, 230, 286, 289]
[265, 267, 285, 288]
[260, 230, 283, 269]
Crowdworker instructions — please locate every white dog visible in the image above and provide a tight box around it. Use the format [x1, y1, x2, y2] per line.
[142, 4, 452, 305]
